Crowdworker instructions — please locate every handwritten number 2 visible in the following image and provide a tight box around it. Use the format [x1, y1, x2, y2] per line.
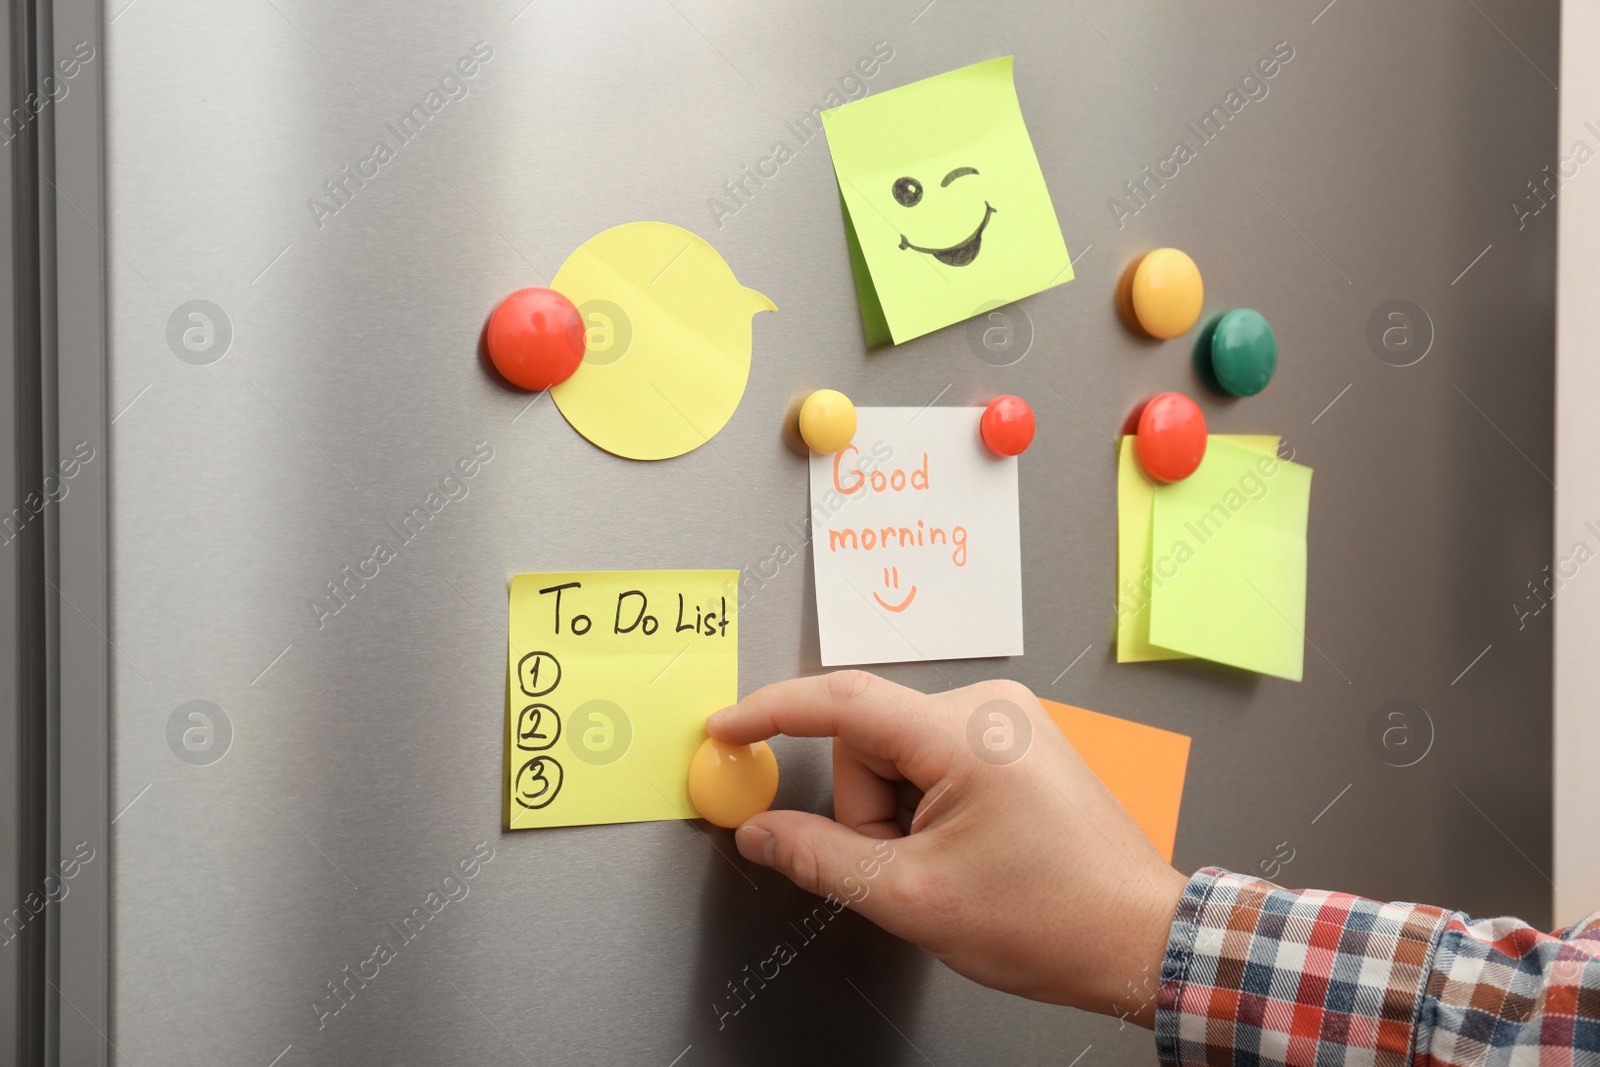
[517, 704, 561, 752]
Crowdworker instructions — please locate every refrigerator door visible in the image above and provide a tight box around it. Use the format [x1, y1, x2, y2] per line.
[80, 1, 1565, 1064]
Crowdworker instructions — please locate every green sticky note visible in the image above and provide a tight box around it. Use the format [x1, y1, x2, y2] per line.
[820, 57, 1073, 345]
[840, 192, 892, 348]
[1145, 439, 1314, 682]
[1116, 435, 1282, 663]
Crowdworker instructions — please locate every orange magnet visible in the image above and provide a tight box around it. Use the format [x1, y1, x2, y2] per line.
[980, 395, 1035, 456]
[1136, 392, 1207, 482]
[688, 737, 779, 829]
[486, 287, 586, 391]
[1122, 249, 1204, 340]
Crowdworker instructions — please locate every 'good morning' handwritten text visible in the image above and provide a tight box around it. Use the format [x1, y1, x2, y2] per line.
[825, 446, 967, 566]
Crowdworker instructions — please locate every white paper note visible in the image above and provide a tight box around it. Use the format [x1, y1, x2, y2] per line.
[808, 407, 1024, 666]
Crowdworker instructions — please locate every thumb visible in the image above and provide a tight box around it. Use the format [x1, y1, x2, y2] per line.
[735, 810, 902, 915]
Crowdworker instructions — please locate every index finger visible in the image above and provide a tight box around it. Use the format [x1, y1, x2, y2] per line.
[706, 670, 939, 769]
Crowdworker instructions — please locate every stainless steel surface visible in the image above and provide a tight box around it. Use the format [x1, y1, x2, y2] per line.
[6, 0, 51, 1059]
[103, 1, 1557, 1064]
[52, 0, 112, 1061]
[6, 0, 111, 1061]
[2, 0, 33, 1053]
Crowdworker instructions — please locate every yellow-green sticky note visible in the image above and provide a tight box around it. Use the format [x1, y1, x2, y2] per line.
[1116, 435, 1280, 662]
[820, 57, 1072, 344]
[505, 571, 737, 830]
[1146, 440, 1314, 682]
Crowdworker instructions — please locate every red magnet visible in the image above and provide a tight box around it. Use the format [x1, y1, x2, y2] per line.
[1136, 392, 1207, 482]
[980, 395, 1035, 456]
[486, 287, 586, 391]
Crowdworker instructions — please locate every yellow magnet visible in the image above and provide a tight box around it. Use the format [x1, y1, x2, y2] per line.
[798, 389, 857, 453]
[688, 737, 779, 829]
[1125, 248, 1204, 340]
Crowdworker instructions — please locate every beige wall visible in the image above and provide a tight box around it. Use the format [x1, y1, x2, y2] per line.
[1555, 0, 1600, 926]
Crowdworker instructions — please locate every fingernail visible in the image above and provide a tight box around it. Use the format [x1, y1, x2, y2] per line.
[705, 709, 728, 728]
[735, 825, 776, 866]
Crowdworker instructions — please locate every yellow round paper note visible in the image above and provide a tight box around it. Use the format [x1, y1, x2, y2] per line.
[550, 222, 776, 461]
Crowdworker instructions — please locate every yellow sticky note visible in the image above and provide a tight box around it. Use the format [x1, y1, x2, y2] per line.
[1041, 699, 1191, 863]
[1147, 440, 1314, 681]
[504, 570, 738, 830]
[821, 57, 1072, 344]
[550, 223, 775, 461]
[1116, 435, 1280, 662]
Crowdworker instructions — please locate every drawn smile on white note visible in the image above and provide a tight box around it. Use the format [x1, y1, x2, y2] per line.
[873, 566, 918, 613]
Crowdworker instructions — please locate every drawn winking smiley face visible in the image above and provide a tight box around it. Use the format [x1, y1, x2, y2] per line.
[893, 166, 996, 267]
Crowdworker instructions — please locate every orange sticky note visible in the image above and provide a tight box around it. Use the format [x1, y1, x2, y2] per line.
[1040, 699, 1191, 862]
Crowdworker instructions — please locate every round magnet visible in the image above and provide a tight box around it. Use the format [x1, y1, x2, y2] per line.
[688, 737, 780, 829]
[1136, 392, 1207, 482]
[1207, 308, 1278, 397]
[798, 389, 857, 453]
[486, 287, 586, 391]
[980, 395, 1035, 456]
[1127, 249, 1204, 340]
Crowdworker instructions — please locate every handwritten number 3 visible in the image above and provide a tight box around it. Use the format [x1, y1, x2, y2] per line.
[516, 756, 564, 810]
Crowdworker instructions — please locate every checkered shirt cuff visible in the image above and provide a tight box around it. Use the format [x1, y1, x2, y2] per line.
[1156, 867, 1600, 1067]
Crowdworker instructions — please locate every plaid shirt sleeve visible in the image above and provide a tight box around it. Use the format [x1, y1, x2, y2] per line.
[1156, 867, 1600, 1067]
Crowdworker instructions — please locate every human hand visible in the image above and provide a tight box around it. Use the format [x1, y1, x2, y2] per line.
[705, 671, 1188, 1026]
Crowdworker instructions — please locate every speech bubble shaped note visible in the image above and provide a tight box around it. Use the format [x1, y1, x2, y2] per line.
[821, 57, 1073, 345]
[504, 570, 737, 830]
[807, 407, 1023, 665]
[550, 223, 775, 461]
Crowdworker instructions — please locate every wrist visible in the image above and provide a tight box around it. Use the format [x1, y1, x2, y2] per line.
[1097, 865, 1189, 1029]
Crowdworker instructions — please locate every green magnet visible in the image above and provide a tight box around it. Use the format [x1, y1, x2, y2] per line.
[1207, 308, 1277, 397]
